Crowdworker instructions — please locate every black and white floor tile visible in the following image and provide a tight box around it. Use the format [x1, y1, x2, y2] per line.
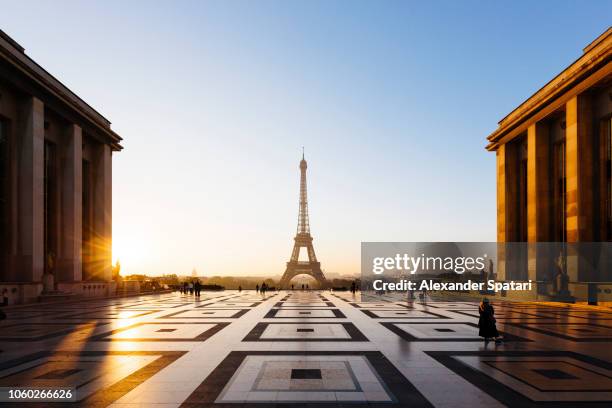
[0, 290, 610, 407]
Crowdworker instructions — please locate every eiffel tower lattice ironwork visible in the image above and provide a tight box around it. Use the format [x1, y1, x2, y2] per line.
[279, 150, 328, 288]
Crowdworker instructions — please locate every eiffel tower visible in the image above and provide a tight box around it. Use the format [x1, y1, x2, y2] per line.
[279, 150, 328, 288]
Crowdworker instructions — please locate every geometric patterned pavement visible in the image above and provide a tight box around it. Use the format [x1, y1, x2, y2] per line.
[0, 290, 610, 407]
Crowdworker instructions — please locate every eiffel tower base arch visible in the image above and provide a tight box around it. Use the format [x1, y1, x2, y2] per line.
[280, 261, 328, 289]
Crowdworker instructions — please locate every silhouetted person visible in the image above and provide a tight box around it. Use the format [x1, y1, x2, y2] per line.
[256, 284, 259, 294]
[0, 303, 4, 352]
[419, 288, 427, 301]
[478, 298, 502, 343]
[480, 267, 487, 283]
[194, 281, 201, 297]
[291, 284, 294, 290]
[238, 285, 242, 292]
[306, 284, 309, 290]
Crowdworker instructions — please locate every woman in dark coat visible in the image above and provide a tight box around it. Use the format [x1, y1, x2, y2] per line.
[478, 298, 502, 343]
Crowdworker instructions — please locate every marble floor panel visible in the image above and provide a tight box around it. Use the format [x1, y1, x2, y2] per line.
[427, 351, 612, 406]
[381, 322, 530, 342]
[243, 322, 368, 341]
[274, 301, 335, 308]
[183, 351, 432, 406]
[0, 351, 185, 405]
[0, 290, 610, 407]
[199, 301, 262, 308]
[359, 309, 450, 319]
[264, 308, 346, 318]
[91, 322, 230, 342]
[160, 309, 250, 319]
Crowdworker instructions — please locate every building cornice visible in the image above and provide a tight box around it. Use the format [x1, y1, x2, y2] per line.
[0, 30, 123, 151]
[486, 27, 612, 151]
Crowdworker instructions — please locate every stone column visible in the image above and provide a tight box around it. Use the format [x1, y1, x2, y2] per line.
[565, 94, 594, 282]
[18, 96, 44, 283]
[496, 145, 507, 244]
[496, 141, 521, 281]
[496, 145, 508, 280]
[59, 124, 82, 283]
[527, 122, 551, 283]
[93, 143, 112, 282]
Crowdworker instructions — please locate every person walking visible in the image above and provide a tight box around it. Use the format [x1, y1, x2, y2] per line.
[0, 303, 5, 353]
[478, 298, 502, 344]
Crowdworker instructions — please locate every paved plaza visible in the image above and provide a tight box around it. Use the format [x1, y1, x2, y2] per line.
[0, 290, 610, 407]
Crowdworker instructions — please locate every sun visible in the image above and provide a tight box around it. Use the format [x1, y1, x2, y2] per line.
[112, 231, 150, 276]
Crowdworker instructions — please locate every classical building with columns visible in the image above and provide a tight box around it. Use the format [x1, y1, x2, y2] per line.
[486, 28, 612, 303]
[0, 31, 122, 304]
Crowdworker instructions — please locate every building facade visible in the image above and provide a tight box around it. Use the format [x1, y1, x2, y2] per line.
[0, 31, 122, 304]
[487, 28, 612, 302]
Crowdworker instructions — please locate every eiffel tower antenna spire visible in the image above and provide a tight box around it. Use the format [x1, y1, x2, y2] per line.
[280, 153, 327, 288]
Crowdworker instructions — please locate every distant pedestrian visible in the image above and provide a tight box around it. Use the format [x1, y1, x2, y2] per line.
[478, 298, 502, 344]
[419, 288, 427, 301]
[238, 285, 242, 292]
[256, 284, 259, 294]
[0, 304, 5, 352]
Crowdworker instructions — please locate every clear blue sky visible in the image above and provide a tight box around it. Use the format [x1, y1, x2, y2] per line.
[1, 1, 610, 276]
